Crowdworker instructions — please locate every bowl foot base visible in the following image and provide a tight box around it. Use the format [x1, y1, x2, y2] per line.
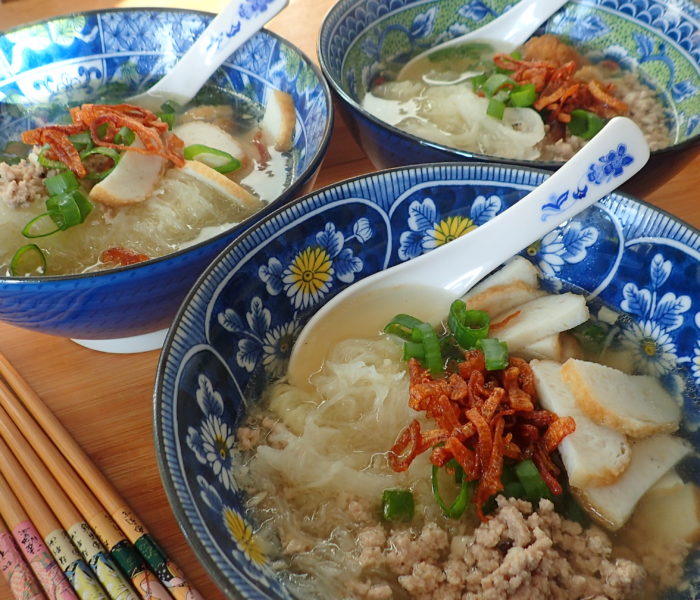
[71, 328, 168, 354]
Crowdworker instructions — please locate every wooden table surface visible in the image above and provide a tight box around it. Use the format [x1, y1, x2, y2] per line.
[0, 1, 698, 599]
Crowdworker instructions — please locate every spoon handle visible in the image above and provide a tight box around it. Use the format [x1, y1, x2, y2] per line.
[479, 0, 569, 48]
[398, 116, 650, 296]
[132, 0, 288, 109]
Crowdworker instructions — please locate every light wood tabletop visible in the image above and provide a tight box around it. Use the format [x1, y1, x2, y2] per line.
[0, 1, 698, 599]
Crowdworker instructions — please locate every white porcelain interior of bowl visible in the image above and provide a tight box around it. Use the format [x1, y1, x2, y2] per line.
[71, 328, 168, 354]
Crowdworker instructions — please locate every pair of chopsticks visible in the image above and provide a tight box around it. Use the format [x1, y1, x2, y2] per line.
[0, 353, 204, 600]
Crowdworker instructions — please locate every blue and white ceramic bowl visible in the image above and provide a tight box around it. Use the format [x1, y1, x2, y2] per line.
[318, 0, 700, 186]
[0, 8, 332, 344]
[155, 162, 700, 598]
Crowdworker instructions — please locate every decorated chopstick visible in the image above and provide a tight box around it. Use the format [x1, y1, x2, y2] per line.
[0, 380, 172, 600]
[0, 354, 204, 600]
[0, 436, 108, 600]
[0, 514, 45, 600]
[0, 404, 139, 600]
[0, 470, 77, 600]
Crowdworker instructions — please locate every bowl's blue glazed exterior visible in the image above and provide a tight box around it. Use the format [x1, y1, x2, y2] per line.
[155, 162, 700, 599]
[318, 0, 700, 176]
[0, 8, 332, 341]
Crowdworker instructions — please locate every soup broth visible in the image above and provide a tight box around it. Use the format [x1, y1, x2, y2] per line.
[235, 257, 698, 600]
[0, 86, 295, 276]
[361, 35, 670, 162]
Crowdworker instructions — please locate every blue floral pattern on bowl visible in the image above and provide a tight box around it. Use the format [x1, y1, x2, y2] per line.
[0, 9, 332, 341]
[155, 163, 700, 599]
[318, 0, 700, 171]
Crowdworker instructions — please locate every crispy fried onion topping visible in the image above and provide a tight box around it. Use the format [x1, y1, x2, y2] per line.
[491, 54, 628, 140]
[21, 103, 184, 178]
[389, 350, 575, 521]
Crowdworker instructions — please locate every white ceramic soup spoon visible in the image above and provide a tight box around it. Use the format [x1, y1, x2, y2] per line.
[397, 0, 568, 84]
[128, 0, 288, 112]
[287, 116, 650, 388]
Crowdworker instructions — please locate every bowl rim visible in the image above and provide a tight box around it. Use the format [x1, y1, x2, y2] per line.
[0, 6, 334, 283]
[316, 0, 700, 169]
[152, 158, 700, 599]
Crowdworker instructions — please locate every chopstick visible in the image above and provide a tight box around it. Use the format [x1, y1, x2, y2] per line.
[0, 513, 45, 600]
[0, 469, 77, 600]
[0, 435, 107, 600]
[0, 401, 137, 600]
[0, 353, 204, 600]
[0, 379, 172, 600]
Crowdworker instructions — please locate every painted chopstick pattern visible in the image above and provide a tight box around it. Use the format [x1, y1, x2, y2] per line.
[0, 471, 77, 600]
[0, 436, 107, 600]
[0, 515, 45, 600]
[0, 404, 138, 600]
[0, 354, 204, 600]
[0, 380, 172, 600]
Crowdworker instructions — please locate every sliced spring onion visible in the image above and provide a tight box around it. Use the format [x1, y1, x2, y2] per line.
[9, 243, 47, 276]
[487, 98, 506, 120]
[183, 144, 241, 174]
[470, 73, 488, 92]
[568, 109, 606, 141]
[431, 463, 472, 519]
[448, 300, 490, 349]
[160, 99, 181, 114]
[68, 131, 93, 151]
[46, 194, 82, 230]
[515, 459, 553, 503]
[483, 73, 514, 97]
[415, 322, 442, 374]
[113, 126, 136, 146]
[44, 171, 79, 196]
[21, 213, 61, 238]
[157, 112, 175, 129]
[384, 313, 425, 340]
[381, 489, 414, 522]
[79, 146, 121, 180]
[47, 189, 93, 228]
[37, 146, 67, 170]
[95, 122, 109, 140]
[402, 341, 425, 361]
[510, 83, 536, 107]
[476, 337, 508, 370]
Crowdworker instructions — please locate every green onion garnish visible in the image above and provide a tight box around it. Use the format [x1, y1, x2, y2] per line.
[21, 213, 61, 238]
[483, 73, 514, 97]
[567, 109, 606, 141]
[183, 144, 241, 174]
[476, 337, 508, 370]
[431, 462, 472, 519]
[113, 126, 136, 146]
[402, 340, 425, 361]
[79, 146, 120, 180]
[415, 322, 443, 374]
[487, 98, 506, 120]
[46, 193, 82, 230]
[9, 243, 47, 276]
[46, 189, 92, 229]
[515, 459, 553, 503]
[68, 131, 94, 151]
[37, 146, 67, 170]
[44, 171, 79, 196]
[384, 313, 425, 340]
[160, 100, 181, 114]
[157, 112, 175, 129]
[381, 489, 414, 522]
[510, 83, 536, 107]
[448, 300, 490, 349]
